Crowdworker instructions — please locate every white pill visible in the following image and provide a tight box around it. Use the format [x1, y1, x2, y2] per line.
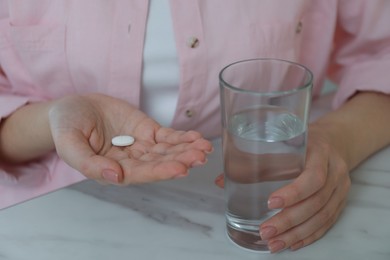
[111, 135, 135, 147]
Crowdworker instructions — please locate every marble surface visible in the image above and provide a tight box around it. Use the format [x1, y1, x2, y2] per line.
[1, 94, 390, 260]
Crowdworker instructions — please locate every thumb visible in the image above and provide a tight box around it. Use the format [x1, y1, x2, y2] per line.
[55, 131, 123, 184]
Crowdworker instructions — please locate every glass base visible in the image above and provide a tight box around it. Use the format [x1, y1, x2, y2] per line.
[226, 225, 270, 252]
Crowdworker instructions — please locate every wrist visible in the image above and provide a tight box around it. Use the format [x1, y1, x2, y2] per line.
[310, 92, 390, 171]
[308, 120, 352, 169]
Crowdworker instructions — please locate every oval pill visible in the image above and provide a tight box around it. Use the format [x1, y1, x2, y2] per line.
[111, 135, 135, 147]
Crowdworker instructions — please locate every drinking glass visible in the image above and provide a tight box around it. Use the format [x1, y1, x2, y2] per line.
[219, 58, 313, 251]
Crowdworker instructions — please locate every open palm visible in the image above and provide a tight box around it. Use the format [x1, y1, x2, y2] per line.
[48, 93, 212, 184]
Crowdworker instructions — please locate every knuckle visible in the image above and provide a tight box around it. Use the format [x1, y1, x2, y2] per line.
[289, 182, 305, 202]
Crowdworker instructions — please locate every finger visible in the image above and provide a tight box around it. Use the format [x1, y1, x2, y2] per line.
[118, 149, 207, 184]
[269, 196, 347, 253]
[155, 128, 203, 144]
[214, 174, 224, 188]
[56, 130, 123, 183]
[260, 151, 350, 243]
[148, 138, 213, 155]
[260, 176, 335, 240]
[267, 143, 330, 209]
[120, 159, 189, 184]
[139, 149, 207, 168]
[290, 199, 347, 251]
[288, 164, 350, 251]
[265, 179, 349, 253]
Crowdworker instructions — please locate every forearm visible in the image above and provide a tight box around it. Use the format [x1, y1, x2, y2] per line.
[0, 101, 55, 163]
[311, 91, 390, 170]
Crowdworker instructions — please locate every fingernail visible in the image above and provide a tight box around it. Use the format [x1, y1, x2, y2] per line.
[268, 197, 284, 209]
[173, 174, 187, 179]
[260, 226, 277, 240]
[206, 147, 214, 154]
[102, 170, 119, 183]
[192, 159, 207, 167]
[214, 175, 224, 188]
[215, 174, 223, 182]
[268, 240, 286, 253]
[174, 171, 189, 179]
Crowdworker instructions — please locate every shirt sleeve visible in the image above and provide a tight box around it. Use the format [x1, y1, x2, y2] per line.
[0, 1, 30, 120]
[329, 0, 390, 108]
[0, 69, 86, 209]
[1, 60, 88, 210]
[0, 152, 86, 209]
[0, 3, 85, 209]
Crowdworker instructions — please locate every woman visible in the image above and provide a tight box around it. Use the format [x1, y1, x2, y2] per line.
[1, 0, 390, 253]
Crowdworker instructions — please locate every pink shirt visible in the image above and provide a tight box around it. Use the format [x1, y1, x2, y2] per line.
[1, 0, 390, 209]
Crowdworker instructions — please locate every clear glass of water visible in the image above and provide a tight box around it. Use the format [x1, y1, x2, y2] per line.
[219, 58, 313, 252]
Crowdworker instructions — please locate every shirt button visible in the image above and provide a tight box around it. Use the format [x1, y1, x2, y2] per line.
[187, 36, 200, 48]
[185, 109, 195, 118]
[296, 21, 303, 34]
[127, 23, 131, 34]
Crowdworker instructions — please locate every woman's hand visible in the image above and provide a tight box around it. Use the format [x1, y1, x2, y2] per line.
[215, 92, 390, 253]
[257, 123, 351, 252]
[215, 123, 351, 253]
[257, 92, 390, 252]
[49, 93, 212, 184]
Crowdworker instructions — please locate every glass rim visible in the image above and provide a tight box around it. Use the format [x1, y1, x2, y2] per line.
[219, 58, 313, 96]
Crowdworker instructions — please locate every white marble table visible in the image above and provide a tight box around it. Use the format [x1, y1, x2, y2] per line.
[1, 94, 390, 260]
